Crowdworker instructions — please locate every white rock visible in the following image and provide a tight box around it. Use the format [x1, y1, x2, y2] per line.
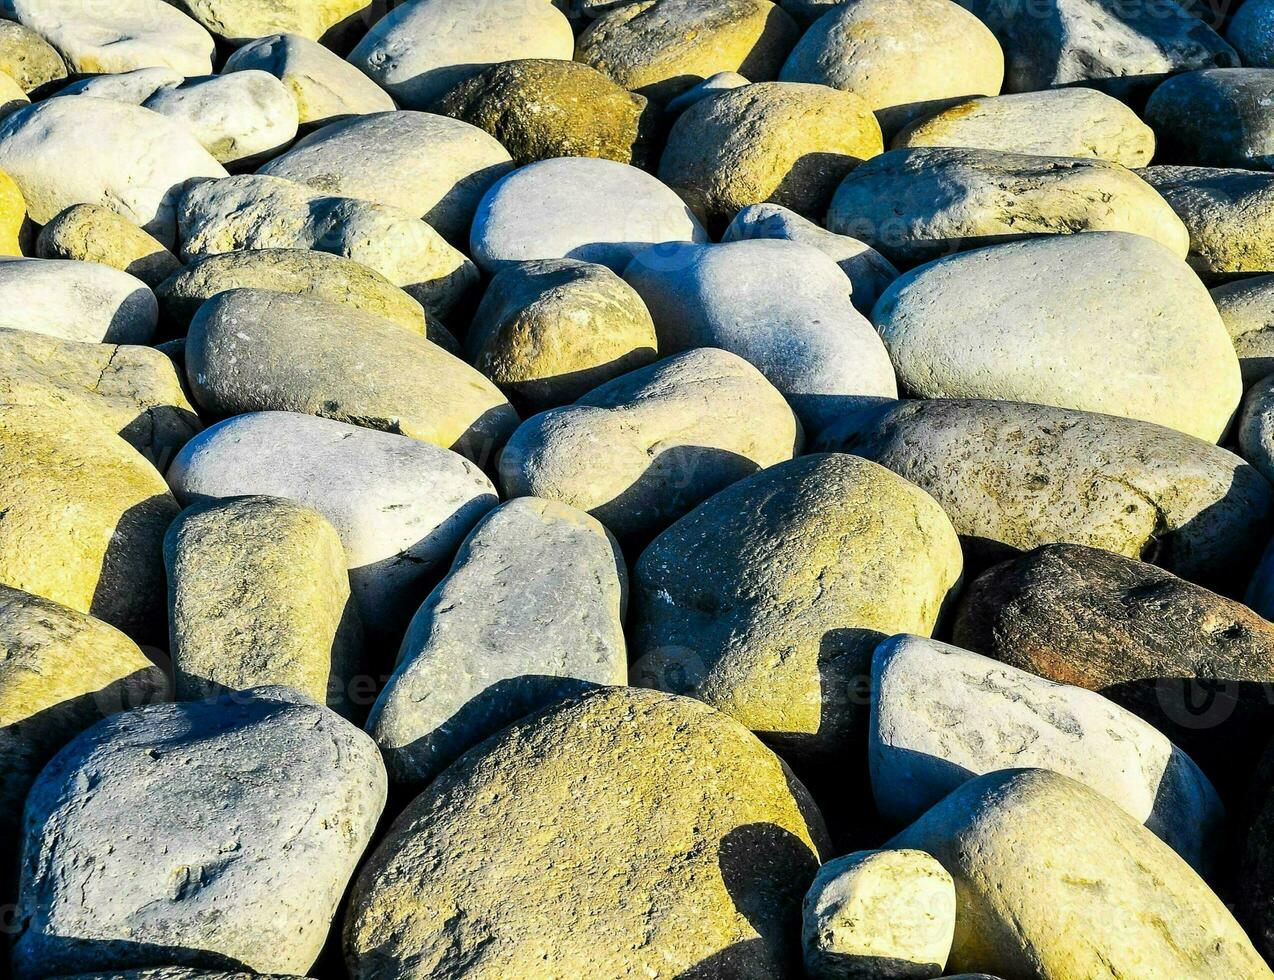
[59, 66, 183, 102]
[470, 156, 708, 273]
[350, 0, 575, 109]
[0, 257, 155, 344]
[664, 70, 750, 115]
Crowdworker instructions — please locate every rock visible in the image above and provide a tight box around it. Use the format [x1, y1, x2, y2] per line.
[140, 72, 299, 167]
[1239, 743, 1274, 962]
[1141, 164, 1274, 278]
[37, 204, 181, 288]
[178, 175, 476, 318]
[434, 59, 656, 168]
[658, 80, 882, 224]
[950, 543, 1274, 795]
[954, 0, 1237, 98]
[0, 167, 23, 255]
[367, 498, 626, 786]
[829, 149, 1188, 266]
[155, 248, 436, 339]
[470, 156, 708, 273]
[0, 97, 226, 247]
[167, 411, 498, 637]
[166, 0, 372, 46]
[1212, 275, 1274, 387]
[344, 686, 828, 979]
[53, 972, 307, 980]
[1146, 69, 1274, 171]
[0, 257, 157, 345]
[258, 110, 513, 244]
[350, 0, 574, 110]
[466, 257, 657, 411]
[623, 239, 897, 435]
[889, 770, 1270, 978]
[577, 0, 799, 104]
[0, 403, 178, 638]
[0, 70, 27, 117]
[1228, 0, 1274, 66]
[0, 20, 65, 92]
[59, 65, 184, 103]
[13, 687, 386, 979]
[0, 327, 200, 465]
[820, 399, 1273, 591]
[663, 69, 750, 114]
[223, 33, 395, 129]
[778, 0, 1004, 134]
[871, 634, 1223, 873]
[185, 288, 517, 457]
[1248, 538, 1274, 619]
[1241, 376, 1274, 486]
[871, 233, 1236, 442]
[892, 88, 1155, 167]
[499, 348, 800, 541]
[165, 496, 362, 715]
[0, 586, 168, 877]
[2, 0, 214, 75]
[630, 453, 963, 760]
[802, 849, 955, 980]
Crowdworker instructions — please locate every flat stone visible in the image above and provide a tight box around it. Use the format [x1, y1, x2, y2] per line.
[0, 20, 66, 92]
[630, 453, 963, 761]
[871, 233, 1236, 442]
[258, 111, 513, 244]
[167, 411, 498, 637]
[184, 288, 517, 457]
[820, 399, 1273, 592]
[167, 0, 372, 46]
[0, 256, 157, 345]
[1212, 275, 1274, 387]
[830, 148, 1188, 266]
[13, 687, 386, 979]
[344, 686, 828, 979]
[367, 497, 626, 787]
[470, 155, 708, 273]
[659, 80, 882, 223]
[165, 496, 364, 715]
[37, 204, 182, 288]
[1146, 68, 1274, 170]
[465, 257, 657, 411]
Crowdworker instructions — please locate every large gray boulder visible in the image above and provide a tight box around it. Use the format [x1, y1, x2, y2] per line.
[1146, 68, 1274, 171]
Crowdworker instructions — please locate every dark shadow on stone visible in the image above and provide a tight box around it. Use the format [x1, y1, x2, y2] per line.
[89, 494, 179, 646]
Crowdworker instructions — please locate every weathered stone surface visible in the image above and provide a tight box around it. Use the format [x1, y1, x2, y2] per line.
[871, 634, 1223, 873]
[59, 66, 184, 103]
[659, 80, 882, 223]
[1228, 0, 1274, 66]
[258, 110, 513, 244]
[802, 849, 955, 980]
[576, 0, 800, 103]
[630, 453, 963, 760]
[0, 97, 226, 246]
[165, 496, 363, 715]
[830, 149, 1188, 266]
[0, 166, 23, 255]
[872, 233, 1237, 442]
[890, 770, 1270, 977]
[722, 202, 898, 313]
[3, 0, 214, 75]
[0, 256, 157, 345]
[1213, 275, 1274, 387]
[167, 411, 498, 636]
[368, 498, 626, 786]
[0, 19, 65, 92]
[950, 544, 1274, 794]
[178, 174, 477, 318]
[499, 348, 800, 541]
[345, 686, 828, 979]
[13, 687, 386, 979]
[37, 204, 182, 288]
[0, 403, 178, 639]
[893, 88, 1156, 166]
[471, 155, 708, 273]
[185, 289, 517, 457]
[1242, 374, 1274, 485]
[820, 399, 1273, 591]
[779, 0, 1004, 133]
[1141, 164, 1274, 277]
[1146, 68, 1274, 171]
[350, 0, 574, 110]
[466, 257, 657, 410]
[167, 0, 372, 46]
[625, 239, 896, 435]
[954, 0, 1237, 98]
[434, 58, 656, 168]
[223, 32, 395, 128]
[155, 248, 434, 338]
[0, 327, 199, 465]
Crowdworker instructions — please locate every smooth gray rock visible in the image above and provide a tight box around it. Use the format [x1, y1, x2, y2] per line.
[367, 497, 627, 787]
[12, 687, 386, 979]
[59, 66, 183, 103]
[166, 411, 498, 638]
[819, 398, 1274, 592]
[623, 238, 896, 435]
[871, 634, 1223, 874]
[1240, 373, 1274, 485]
[1146, 69, 1274, 170]
[0, 256, 157, 344]
[1228, 0, 1274, 66]
[1213, 275, 1274, 387]
[470, 156, 708, 273]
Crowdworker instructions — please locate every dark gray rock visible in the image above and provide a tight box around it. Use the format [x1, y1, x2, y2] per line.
[1146, 69, 1274, 170]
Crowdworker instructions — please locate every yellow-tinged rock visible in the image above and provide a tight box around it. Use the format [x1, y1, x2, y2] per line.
[36, 203, 180, 287]
[0, 168, 25, 256]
